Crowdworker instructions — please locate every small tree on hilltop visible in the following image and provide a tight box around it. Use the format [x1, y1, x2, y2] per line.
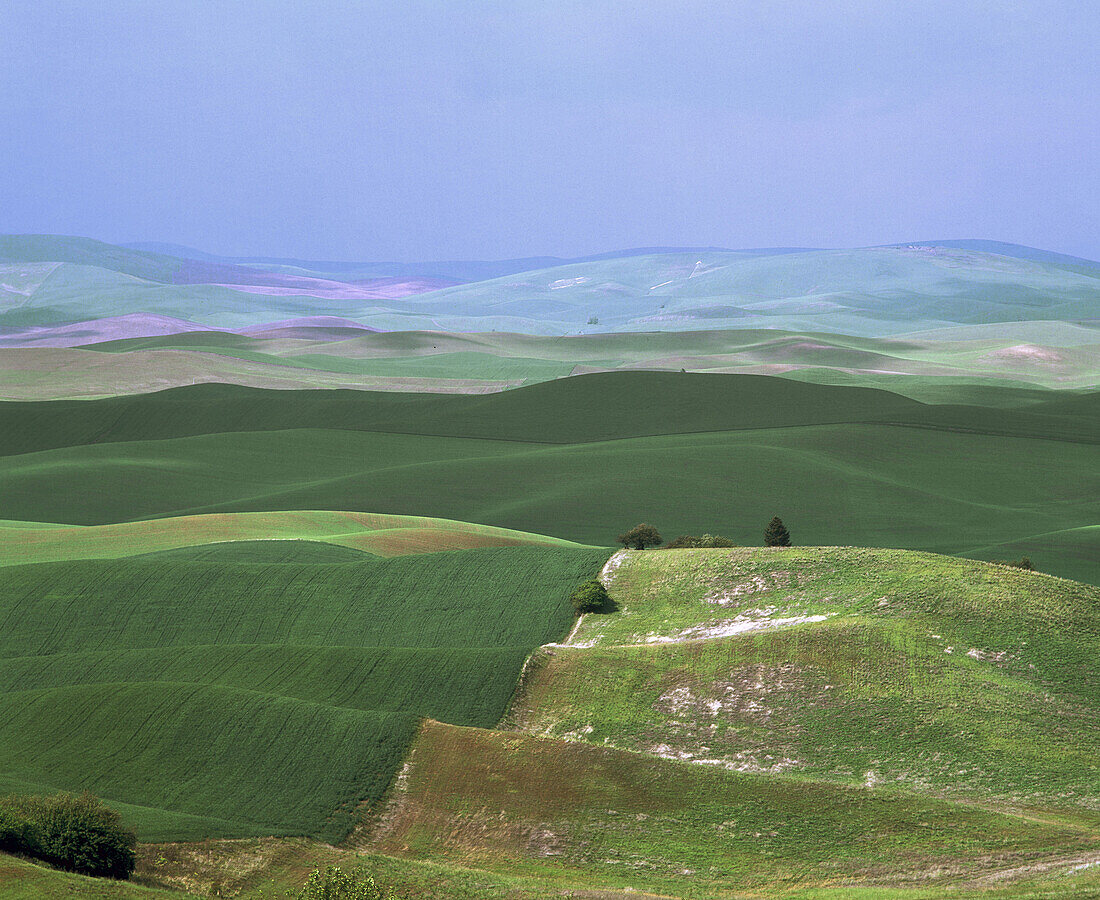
[764, 516, 791, 547]
[618, 523, 662, 550]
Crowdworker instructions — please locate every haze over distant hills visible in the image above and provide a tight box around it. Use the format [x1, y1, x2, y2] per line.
[0, 233, 1097, 402]
[2, 234, 1097, 337]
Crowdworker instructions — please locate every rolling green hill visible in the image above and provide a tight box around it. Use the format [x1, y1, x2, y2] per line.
[0, 374, 1094, 583]
[0, 546, 608, 841]
[2, 235, 1098, 899]
[0, 509, 592, 567]
[509, 548, 1100, 814]
[0, 372, 1096, 455]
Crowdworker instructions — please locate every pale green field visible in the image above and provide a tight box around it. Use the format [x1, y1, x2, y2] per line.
[0, 510, 592, 566]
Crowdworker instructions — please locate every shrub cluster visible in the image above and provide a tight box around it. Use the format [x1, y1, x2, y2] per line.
[993, 556, 1034, 571]
[664, 534, 737, 549]
[618, 519, 792, 550]
[291, 865, 389, 899]
[570, 578, 611, 614]
[0, 791, 136, 879]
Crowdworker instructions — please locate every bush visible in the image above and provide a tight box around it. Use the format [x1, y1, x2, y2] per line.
[664, 534, 737, 549]
[0, 792, 136, 879]
[570, 578, 611, 614]
[763, 516, 791, 547]
[291, 866, 388, 900]
[617, 523, 663, 550]
[0, 807, 34, 855]
[994, 556, 1034, 571]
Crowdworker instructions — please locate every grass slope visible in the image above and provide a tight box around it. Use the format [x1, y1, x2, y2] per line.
[0, 546, 608, 840]
[510, 548, 1100, 814]
[0, 853, 175, 899]
[0, 509, 592, 567]
[369, 719, 1099, 898]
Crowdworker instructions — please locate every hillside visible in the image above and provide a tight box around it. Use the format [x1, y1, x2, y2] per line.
[0, 510, 592, 567]
[0, 374, 1094, 584]
[509, 548, 1100, 813]
[0, 545, 608, 841]
[339, 547, 1100, 897]
[366, 720, 1098, 898]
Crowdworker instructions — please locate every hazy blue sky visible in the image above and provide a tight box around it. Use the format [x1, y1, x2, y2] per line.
[2, 1, 1098, 260]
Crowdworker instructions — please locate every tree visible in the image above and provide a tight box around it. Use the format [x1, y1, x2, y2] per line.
[570, 578, 611, 614]
[763, 516, 790, 547]
[0, 791, 136, 879]
[617, 523, 662, 550]
[291, 866, 388, 900]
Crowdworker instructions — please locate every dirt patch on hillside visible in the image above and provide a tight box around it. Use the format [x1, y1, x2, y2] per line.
[136, 837, 301, 896]
[642, 609, 832, 645]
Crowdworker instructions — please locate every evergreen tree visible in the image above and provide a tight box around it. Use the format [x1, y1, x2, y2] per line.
[764, 516, 790, 547]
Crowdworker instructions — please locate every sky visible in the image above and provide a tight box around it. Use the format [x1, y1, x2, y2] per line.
[1, 1, 1098, 261]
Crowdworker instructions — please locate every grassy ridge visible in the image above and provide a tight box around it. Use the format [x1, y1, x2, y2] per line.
[0, 509, 592, 567]
[0, 373, 1097, 456]
[510, 548, 1100, 813]
[0, 546, 609, 840]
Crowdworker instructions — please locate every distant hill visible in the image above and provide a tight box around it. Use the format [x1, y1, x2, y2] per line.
[3, 235, 1098, 335]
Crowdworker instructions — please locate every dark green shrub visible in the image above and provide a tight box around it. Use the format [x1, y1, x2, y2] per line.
[994, 556, 1034, 571]
[763, 516, 791, 547]
[0, 792, 136, 879]
[0, 806, 35, 856]
[291, 865, 388, 899]
[570, 578, 611, 614]
[617, 523, 662, 550]
[664, 534, 737, 549]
